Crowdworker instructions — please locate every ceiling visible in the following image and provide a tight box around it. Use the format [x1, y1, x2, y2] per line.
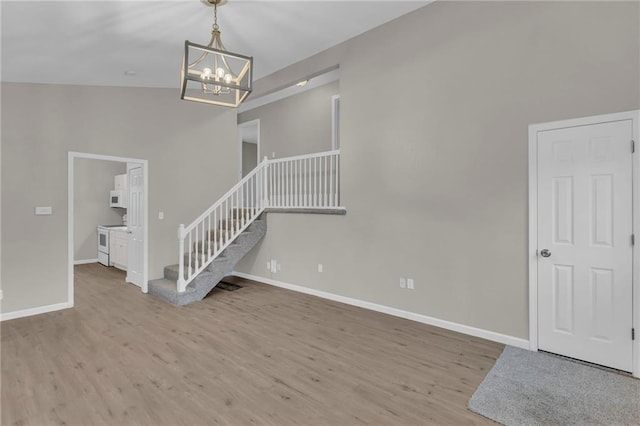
[1, 1, 429, 89]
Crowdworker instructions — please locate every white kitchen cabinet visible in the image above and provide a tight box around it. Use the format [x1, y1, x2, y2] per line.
[110, 229, 128, 271]
[114, 174, 127, 191]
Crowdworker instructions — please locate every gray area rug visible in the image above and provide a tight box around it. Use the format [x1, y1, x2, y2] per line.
[468, 346, 640, 425]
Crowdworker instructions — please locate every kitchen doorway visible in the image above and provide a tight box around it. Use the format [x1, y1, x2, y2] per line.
[68, 152, 149, 306]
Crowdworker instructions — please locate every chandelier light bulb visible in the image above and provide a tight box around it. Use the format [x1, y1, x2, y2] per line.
[202, 67, 212, 78]
[224, 73, 233, 84]
[216, 67, 226, 78]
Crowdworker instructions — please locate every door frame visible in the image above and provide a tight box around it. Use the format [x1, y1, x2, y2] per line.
[68, 152, 149, 303]
[528, 110, 640, 378]
[237, 119, 260, 180]
[331, 94, 340, 150]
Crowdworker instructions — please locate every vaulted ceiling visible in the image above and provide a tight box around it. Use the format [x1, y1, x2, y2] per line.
[1, 1, 429, 88]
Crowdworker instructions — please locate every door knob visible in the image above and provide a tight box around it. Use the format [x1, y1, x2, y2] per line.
[540, 249, 551, 258]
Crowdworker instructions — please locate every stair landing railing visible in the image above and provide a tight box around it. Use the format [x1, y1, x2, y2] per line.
[177, 149, 341, 292]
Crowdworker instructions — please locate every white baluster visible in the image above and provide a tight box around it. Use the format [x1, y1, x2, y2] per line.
[329, 155, 333, 205]
[336, 155, 340, 206]
[278, 162, 282, 207]
[292, 160, 296, 206]
[303, 158, 307, 207]
[213, 209, 217, 255]
[320, 156, 324, 207]
[286, 161, 290, 207]
[207, 214, 211, 258]
[314, 157, 318, 207]
[188, 231, 192, 279]
[324, 156, 328, 207]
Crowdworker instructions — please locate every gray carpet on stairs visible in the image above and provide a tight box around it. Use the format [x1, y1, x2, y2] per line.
[468, 346, 640, 425]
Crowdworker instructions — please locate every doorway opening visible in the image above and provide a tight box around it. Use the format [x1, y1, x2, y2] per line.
[238, 119, 260, 180]
[68, 152, 149, 306]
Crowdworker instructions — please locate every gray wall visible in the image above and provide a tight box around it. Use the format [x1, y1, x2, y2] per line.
[74, 158, 126, 261]
[241, 142, 258, 177]
[1, 84, 237, 313]
[236, 1, 640, 339]
[239, 81, 338, 158]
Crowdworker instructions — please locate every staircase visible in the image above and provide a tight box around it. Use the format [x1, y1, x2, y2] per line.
[148, 149, 343, 306]
[148, 214, 266, 306]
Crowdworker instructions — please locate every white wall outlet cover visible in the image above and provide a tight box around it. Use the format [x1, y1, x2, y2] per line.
[35, 206, 53, 215]
[266, 261, 271, 271]
[318, 263, 323, 273]
[407, 278, 415, 290]
[399, 278, 406, 288]
[158, 211, 164, 220]
[0, 289, 3, 300]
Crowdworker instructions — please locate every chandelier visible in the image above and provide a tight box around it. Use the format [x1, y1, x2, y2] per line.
[180, 0, 253, 107]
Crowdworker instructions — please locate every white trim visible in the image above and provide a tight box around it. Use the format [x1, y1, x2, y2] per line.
[528, 110, 640, 378]
[331, 95, 340, 150]
[1, 302, 72, 322]
[74, 258, 98, 265]
[238, 68, 340, 114]
[68, 152, 150, 307]
[233, 272, 529, 349]
[238, 119, 261, 180]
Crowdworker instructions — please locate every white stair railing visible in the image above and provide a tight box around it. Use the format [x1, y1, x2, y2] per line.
[268, 150, 340, 209]
[177, 149, 341, 292]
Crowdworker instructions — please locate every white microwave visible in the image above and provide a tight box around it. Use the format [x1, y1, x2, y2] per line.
[110, 190, 127, 208]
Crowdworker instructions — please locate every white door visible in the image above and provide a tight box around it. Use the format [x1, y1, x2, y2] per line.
[537, 120, 633, 371]
[126, 166, 144, 288]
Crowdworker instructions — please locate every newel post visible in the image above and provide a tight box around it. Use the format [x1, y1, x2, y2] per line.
[177, 224, 186, 293]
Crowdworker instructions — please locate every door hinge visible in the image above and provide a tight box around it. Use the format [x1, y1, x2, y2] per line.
[633, 328, 635, 341]
[633, 140, 636, 153]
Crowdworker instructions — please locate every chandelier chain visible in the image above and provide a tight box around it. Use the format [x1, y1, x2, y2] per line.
[212, 3, 219, 32]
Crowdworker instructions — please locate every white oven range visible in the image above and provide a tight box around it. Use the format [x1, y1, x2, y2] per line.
[97, 225, 127, 266]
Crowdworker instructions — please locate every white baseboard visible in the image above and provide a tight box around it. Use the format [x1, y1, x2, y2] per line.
[1, 302, 73, 322]
[74, 258, 98, 265]
[233, 272, 530, 350]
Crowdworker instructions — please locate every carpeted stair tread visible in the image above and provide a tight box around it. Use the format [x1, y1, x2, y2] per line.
[148, 278, 199, 306]
[148, 217, 267, 306]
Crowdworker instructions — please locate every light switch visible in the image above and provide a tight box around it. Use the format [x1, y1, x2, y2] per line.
[158, 212, 164, 220]
[35, 206, 52, 215]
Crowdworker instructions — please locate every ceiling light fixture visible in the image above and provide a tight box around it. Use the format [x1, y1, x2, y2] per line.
[296, 80, 308, 88]
[180, 0, 253, 107]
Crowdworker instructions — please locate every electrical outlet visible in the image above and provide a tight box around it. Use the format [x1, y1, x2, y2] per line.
[0, 289, 3, 300]
[318, 264, 323, 273]
[277, 263, 281, 272]
[266, 261, 271, 271]
[158, 211, 164, 220]
[407, 278, 415, 290]
[399, 278, 406, 289]
[270, 259, 277, 273]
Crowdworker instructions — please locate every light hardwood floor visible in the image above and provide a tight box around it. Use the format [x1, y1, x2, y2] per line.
[2, 264, 502, 425]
